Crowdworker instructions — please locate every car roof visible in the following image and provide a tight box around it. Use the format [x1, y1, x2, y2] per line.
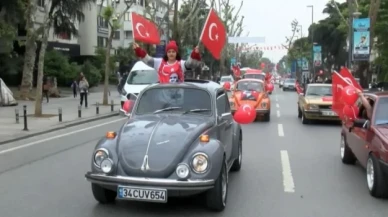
[364, 91, 388, 98]
[130, 61, 155, 72]
[144, 79, 223, 97]
[236, 78, 264, 83]
[307, 83, 332, 87]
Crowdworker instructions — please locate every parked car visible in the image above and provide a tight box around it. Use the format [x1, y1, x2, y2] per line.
[85, 79, 243, 211]
[340, 91, 388, 198]
[282, 78, 296, 91]
[297, 83, 339, 124]
[229, 79, 271, 122]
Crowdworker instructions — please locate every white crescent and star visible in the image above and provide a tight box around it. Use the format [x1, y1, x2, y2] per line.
[242, 104, 251, 112]
[135, 23, 149, 38]
[208, 23, 219, 41]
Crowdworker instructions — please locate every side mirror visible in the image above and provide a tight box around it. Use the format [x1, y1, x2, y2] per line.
[353, 119, 369, 129]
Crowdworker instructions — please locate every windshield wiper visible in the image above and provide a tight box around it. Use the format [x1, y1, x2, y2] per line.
[153, 107, 182, 114]
[182, 109, 211, 114]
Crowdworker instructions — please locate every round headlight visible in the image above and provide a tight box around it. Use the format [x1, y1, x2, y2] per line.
[101, 159, 113, 173]
[192, 153, 209, 173]
[176, 164, 189, 179]
[261, 102, 267, 108]
[94, 149, 108, 167]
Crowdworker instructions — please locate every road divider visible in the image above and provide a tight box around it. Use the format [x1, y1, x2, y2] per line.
[277, 124, 284, 137]
[280, 150, 295, 193]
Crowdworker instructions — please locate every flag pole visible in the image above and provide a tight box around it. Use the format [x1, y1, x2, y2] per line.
[332, 70, 354, 86]
[198, 8, 213, 47]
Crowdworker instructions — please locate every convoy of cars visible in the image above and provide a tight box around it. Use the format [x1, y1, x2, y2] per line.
[86, 79, 243, 211]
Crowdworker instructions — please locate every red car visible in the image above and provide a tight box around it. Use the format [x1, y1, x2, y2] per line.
[242, 69, 272, 94]
[341, 92, 388, 198]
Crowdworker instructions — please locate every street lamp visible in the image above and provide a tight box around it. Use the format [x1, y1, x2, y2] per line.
[307, 5, 314, 77]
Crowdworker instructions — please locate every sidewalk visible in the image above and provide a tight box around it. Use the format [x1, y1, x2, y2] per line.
[0, 88, 122, 144]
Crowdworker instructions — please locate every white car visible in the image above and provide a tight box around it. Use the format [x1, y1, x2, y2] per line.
[220, 75, 234, 89]
[120, 61, 158, 108]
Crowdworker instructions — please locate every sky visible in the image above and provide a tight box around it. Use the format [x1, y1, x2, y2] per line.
[227, 0, 346, 63]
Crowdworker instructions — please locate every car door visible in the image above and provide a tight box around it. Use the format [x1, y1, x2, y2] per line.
[216, 92, 233, 161]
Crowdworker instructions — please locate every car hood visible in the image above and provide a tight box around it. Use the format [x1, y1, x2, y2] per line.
[304, 96, 333, 105]
[375, 126, 388, 139]
[116, 114, 213, 178]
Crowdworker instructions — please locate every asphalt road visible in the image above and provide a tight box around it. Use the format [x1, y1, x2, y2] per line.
[1, 87, 387, 217]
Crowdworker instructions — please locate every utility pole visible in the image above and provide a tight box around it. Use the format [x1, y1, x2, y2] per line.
[347, 0, 354, 69]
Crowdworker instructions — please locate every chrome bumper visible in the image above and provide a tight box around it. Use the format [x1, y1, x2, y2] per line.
[85, 172, 215, 190]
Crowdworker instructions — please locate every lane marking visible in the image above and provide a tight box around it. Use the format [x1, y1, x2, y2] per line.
[280, 150, 295, 193]
[275, 98, 278, 102]
[0, 118, 127, 155]
[276, 103, 279, 108]
[277, 110, 280, 117]
[277, 124, 284, 137]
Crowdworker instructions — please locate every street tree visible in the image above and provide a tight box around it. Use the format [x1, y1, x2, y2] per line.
[0, 0, 24, 52]
[34, 0, 97, 116]
[100, 0, 134, 105]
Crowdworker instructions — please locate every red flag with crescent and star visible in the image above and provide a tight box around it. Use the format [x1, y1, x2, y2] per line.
[199, 8, 226, 60]
[131, 12, 160, 44]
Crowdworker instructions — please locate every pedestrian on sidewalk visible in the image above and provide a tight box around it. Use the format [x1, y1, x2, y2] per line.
[42, 76, 50, 103]
[71, 79, 78, 98]
[79, 75, 89, 108]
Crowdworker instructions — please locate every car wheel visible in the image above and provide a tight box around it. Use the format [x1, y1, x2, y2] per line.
[91, 183, 117, 204]
[340, 135, 356, 164]
[301, 112, 310, 124]
[297, 106, 302, 118]
[231, 137, 242, 172]
[366, 154, 388, 198]
[206, 158, 228, 211]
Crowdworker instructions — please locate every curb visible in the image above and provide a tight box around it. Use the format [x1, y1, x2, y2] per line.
[0, 112, 119, 145]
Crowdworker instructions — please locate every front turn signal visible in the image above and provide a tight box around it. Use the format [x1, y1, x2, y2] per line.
[106, 131, 117, 139]
[200, 134, 209, 143]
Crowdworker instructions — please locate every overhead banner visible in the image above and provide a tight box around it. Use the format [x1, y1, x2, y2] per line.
[228, 37, 266, 44]
[352, 18, 370, 61]
[313, 45, 322, 66]
[297, 58, 309, 71]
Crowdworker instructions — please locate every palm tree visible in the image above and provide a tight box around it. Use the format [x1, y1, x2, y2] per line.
[34, 0, 96, 116]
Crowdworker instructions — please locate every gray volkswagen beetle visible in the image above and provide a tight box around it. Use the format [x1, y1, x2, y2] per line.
[85, 79, 243, 211]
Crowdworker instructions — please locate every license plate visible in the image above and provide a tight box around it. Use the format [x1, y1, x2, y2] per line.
[117, 186, 167, 203]
[322, 111, 336, 116]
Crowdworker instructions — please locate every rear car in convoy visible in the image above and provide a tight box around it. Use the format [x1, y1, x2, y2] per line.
[229, 79, 271, 121]
[85, 79, 243, 211]
[282, 78, 296, 91]
[340, 91, 388, 198]
[297, 83, 339, 124]
[241, 69, 272, 94]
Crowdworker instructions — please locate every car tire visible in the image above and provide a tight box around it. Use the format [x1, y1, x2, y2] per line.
[301, 112, 310, 124]
[231, 137, 242, 172]
[297, 106, 302, 118]
[91, 184, 117, 204]
[366, 154, 388, 198]
[340, 135, 356, 165]
[206, 158, 228, 211]
[263, 112, 270, 122]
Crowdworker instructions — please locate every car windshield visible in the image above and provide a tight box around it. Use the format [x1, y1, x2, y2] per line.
[285, 79, 295, 84]
[306, 86, 332, 96]
[220, 77, 232, 82]
[375, 97, 388, 125]
[236, 81, 264, 92]
[135, 87, 212, 115]
[244, 74, 265, 80]
[126, 70, 158, 85]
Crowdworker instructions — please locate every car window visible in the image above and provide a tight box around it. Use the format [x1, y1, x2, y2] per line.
[236, 81, 264, 92]
[305, 86, 332, 96]
[217, 94, 226, 115]
[135, 87, 212, 115]
[244, 74, 265, 80]
[374, 97, 388, 125]
[220, 77, 232, 82]
[126, 70, 158, 85]
[285, 79, 296, 83]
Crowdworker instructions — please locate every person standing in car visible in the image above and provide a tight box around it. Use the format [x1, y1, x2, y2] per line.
[79, 75, 89, 108]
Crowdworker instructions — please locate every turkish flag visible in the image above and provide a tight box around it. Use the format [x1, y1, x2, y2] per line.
[232, 65, 241, 77]
[332, 71, 349, 120]
[131, 12, 160, 44]
[200, 9, 226, 59]
[340, 67, 362, 90]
